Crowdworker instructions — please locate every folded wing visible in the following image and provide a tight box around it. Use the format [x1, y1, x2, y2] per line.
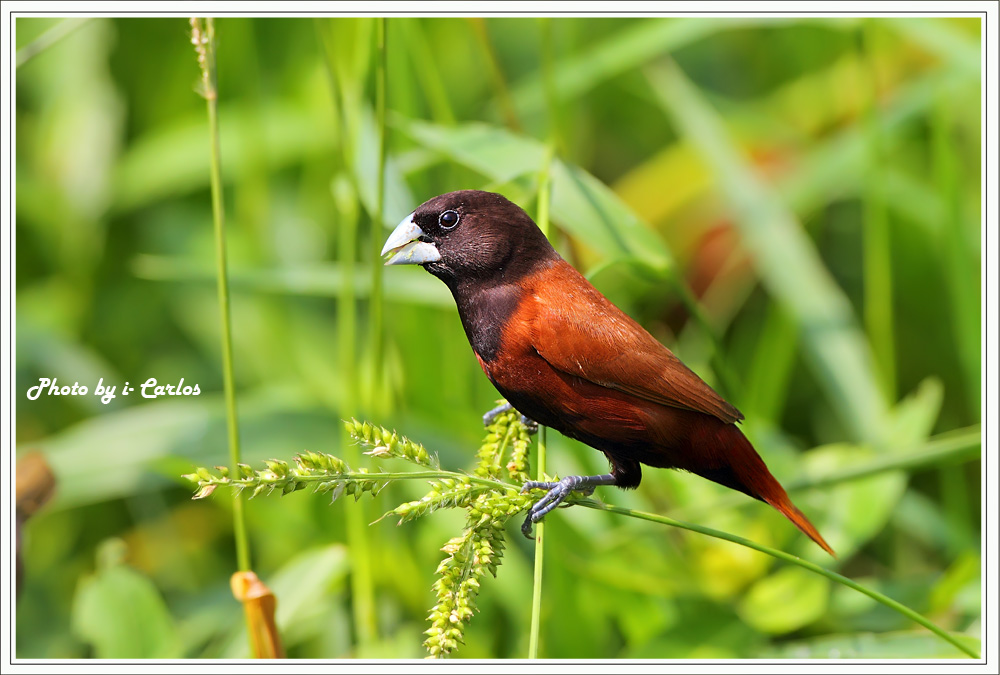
[528, 262, 743, 425]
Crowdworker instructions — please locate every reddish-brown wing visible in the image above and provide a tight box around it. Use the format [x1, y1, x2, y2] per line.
[525, 261, 743, 425]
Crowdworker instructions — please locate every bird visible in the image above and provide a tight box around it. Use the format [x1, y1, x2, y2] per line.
[381, 189, 834, 556]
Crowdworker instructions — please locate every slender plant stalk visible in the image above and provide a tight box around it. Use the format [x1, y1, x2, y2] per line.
[860, 22, 897, 403]
[191, 17, 250, 573]
[528, 24, 560, 657]
[404, 20, 456, 125]
[345, 18, 390, 650]
[469, 18, 521, 131]
[316, 18, 379, 651]
[929, 97, 977, 555]
[577, 500, 979, 659]
[667, 274, 744, 400]
[335, 183, 377, 650]
[370, 17, 388, 414]
[528, 140, 556, 660]
[931, 85, 980, 415]
[528, 415, 548, 656]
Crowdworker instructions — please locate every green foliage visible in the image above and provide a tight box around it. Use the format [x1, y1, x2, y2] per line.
[15, 15, 981, 660]
[184, 411, 539, 658]
[72, 540, 182, 658]
[184, 411, 979, 659]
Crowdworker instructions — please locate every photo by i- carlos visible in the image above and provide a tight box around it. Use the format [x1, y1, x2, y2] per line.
[25, 377, 201, 405]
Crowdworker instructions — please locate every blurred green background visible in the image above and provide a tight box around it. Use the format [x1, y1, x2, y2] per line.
[15, 16, 981, 659]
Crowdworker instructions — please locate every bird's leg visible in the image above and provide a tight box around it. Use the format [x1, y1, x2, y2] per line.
[520, 474, 617, 538]
[482, 401, 512, 426]
[482, 402, 538, 433]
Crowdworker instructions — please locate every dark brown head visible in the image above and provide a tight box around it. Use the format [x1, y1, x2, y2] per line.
[381, 190, 557, 287]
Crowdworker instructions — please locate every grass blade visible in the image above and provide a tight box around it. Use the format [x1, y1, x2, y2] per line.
[527, 141, 556, 661]
[510, 18, 857, 116]
[859, 22, 897, 402]
[578, 500, 979, 659]
[191, 17, 250, 572]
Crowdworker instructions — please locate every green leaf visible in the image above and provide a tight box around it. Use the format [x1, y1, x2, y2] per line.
[394, 117, 672, 271]
[28, 401, 214, 509]
[271, 545, 351, 638]
[548, 159, 673, 271]
[22, 393, 348, 509]
[929, 552, 981, 616]
[397, 118, 545, 184]
[797, 444, 908, 561]
[71, 539, 181, 658]
[738, 567, 829, 634]
[884, 377, 943, 447]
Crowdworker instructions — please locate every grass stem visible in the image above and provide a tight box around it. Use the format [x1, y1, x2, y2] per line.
[316, 17, 380, 652]
[578, 500, 979, 659]
[192, 17, 250, 573]
[527, 140, 556, 660]
[370, 17, 388, 414]
[860, 21, 897, 403]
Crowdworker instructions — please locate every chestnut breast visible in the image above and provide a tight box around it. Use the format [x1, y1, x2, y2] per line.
[467, 264, 669, 455]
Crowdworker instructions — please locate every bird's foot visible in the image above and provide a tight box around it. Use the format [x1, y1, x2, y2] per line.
[482, 402, 538, 434]
[519, 415, 539, 434]
[520, 474, 617, 539]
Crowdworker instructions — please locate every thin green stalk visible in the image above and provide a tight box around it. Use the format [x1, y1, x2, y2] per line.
[667, 273, 744, 400]
[860, 22, 897, 403]
[317, 18, 379, 651]
[369, 17, 388, 414]
[192, 17, 250, 573]
[527, 425, 546, 660]
[469, 18, 521, 131]
[577, 500, 979, 659]
[528, 140, 555, 660]
[928, 41, 979, 561]
[742, 303, 798, 421]
[402, 20, 456, 125]
[932, 86, 980, 416]
[539, 18, 563, 157]
[217, 470, 514, 492]
[333, 181, 376, 650]
[333, 181, 358, 410]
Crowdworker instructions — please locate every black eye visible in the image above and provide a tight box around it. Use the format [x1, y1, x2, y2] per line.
[439, 210, 460, 230]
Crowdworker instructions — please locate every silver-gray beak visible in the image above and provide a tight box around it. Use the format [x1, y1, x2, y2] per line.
[381, 213, 442, 266]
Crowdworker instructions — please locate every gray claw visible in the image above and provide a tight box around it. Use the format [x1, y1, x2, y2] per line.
[520, 415, 538, 434]
[520, 474, 617, 539]
[482, 402, 513, 426]
[482, 402, 538, 434]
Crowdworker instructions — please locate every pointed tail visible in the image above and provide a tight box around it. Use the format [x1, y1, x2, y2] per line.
[760, 489, 836, 558]
[692, 422, 836, 557]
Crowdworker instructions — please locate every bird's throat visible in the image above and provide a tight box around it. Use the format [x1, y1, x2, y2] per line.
[451, 281, 524, 365]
